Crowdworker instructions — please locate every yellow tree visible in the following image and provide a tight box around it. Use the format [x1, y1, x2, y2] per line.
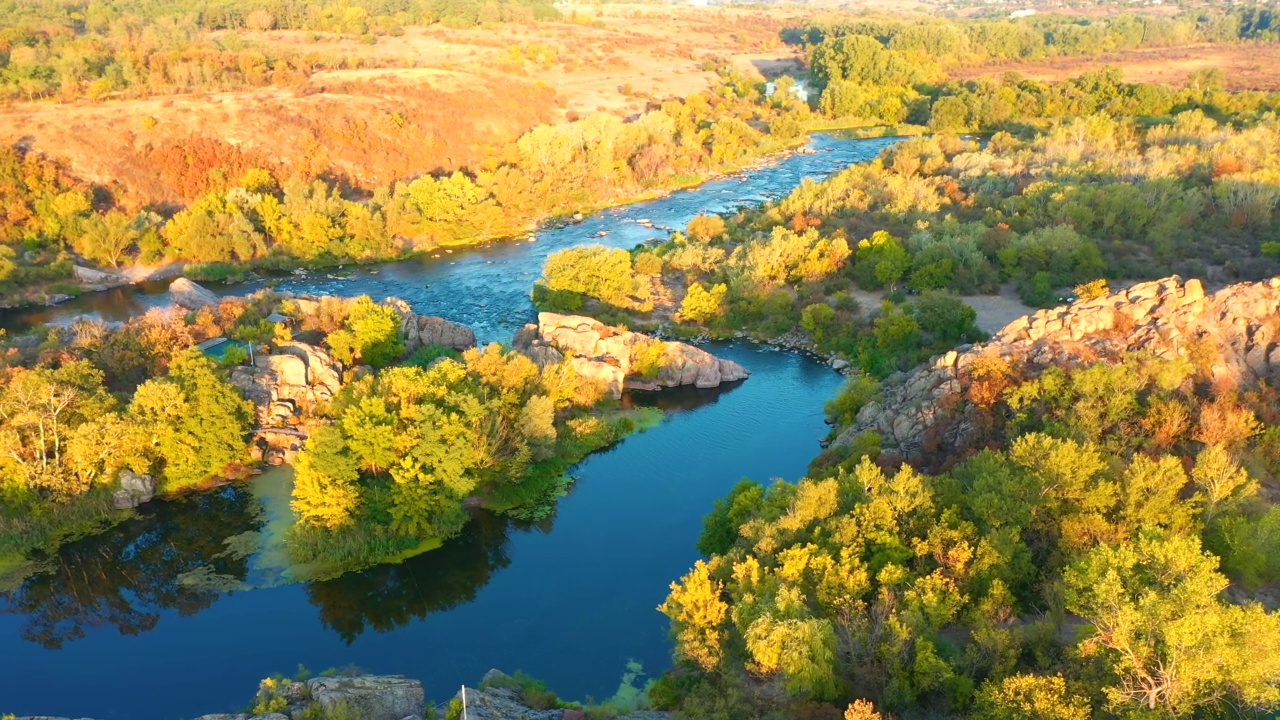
[660, 559, 729, 671]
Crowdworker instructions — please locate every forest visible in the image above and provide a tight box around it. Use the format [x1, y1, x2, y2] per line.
[655, 343, 1280, 718]
[2, 2, 1280, 717]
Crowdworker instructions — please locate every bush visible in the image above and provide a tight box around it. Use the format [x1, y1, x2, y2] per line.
[824, 375, 881, 426]
[532, 284, 585, 313]
[634, 251, 663, 276]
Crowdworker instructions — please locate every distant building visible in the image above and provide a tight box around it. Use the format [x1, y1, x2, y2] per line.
[1010, 9, 1037, 18]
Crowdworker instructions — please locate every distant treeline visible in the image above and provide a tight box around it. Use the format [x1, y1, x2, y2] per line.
[0, 0, 559, 100]
[787, 8, 1279, 60]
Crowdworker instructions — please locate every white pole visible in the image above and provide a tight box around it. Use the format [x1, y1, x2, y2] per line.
[461, 685, 468, 720]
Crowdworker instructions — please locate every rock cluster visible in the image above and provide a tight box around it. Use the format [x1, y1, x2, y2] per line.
[384, 297, 477, 352]
[836, 276, 1280, 461]
[514, 312, 749, 398]
[168, 277, 221, 309]
[15, 671, 669, 720]
[230, 342, 343, 425]
[112, 470, 156, 509]
[458, 671, 668, 720]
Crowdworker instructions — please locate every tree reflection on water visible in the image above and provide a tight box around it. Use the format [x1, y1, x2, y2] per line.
[1, 487, 261, 648]
[0, 380, 731, 650]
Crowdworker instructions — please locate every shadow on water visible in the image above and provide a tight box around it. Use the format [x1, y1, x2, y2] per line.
[1, 487, 261, 649]
[307, 510, 520, 644]
[0, 379, 745, 651]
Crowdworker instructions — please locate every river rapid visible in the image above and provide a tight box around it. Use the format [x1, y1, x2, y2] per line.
[0, 135, 896, 719]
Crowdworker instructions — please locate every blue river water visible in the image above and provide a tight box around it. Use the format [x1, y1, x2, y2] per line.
[0, 134, 895, 719]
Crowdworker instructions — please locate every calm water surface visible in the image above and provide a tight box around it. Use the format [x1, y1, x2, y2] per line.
[0, 135, 894, 719]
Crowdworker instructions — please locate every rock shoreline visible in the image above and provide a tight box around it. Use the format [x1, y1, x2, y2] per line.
[515, 312, 750, 398]
[835, 276, 1280, 462]
[13, 671, 668, 720]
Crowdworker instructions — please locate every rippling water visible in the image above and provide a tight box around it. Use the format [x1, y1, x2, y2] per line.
[0, 135, 894, 719]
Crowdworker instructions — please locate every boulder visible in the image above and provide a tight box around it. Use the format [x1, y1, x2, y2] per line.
[521, 313, 749, 398]
[168, 277, 220, 309]
[113, 470, 156, 509]
[570, 357, 626, 397]
[277, 343, 342, 397]
[74, 265, 127, 286]
[120, 470, 156, 502]
[417, 315, 477, 351]
[453, 686, 562, 720]
[306, 675, 424, 720]
[384, 297, 477, 351]
[267, 354, 308, 388]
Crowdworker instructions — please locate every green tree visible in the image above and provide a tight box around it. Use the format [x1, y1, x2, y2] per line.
[853, 231, 911, 290]
[913, 292, 977, 344]
[801, 302, 836, 342]
[74, 210, 140, 267]
[873, 308, 921, 355]
[541, 245, 637, 308]
[974, 674, 1089, 720]
[291, 426, 361, 530]
[129, 350, 252, 492]
[327, 297, 405, 369]
[1064, 532, 1280, 716]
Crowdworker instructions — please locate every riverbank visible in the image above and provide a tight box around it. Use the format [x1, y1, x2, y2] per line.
[0, 135, 883, 720]
[11, 668, 667, 720]
[0, 129, 822, 314]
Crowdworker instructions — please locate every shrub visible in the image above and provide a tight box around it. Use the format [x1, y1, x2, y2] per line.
[634, 251, 663, 276]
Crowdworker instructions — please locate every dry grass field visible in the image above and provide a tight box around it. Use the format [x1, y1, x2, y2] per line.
[0, 7, 814, 206]
[951, 42, 1280, 92]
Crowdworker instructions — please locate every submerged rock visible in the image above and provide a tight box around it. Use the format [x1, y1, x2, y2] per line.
[168, 277, 220, 309]
[514, 312, 749, 399]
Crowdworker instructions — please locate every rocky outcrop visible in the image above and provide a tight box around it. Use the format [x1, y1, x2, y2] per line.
[112, 470, 156, 509]
[459, 671, 668, 720]
[306, 675, 425, 720]
[514, 312, 749, 398]
[17, 670, 669, 720]
[230, 342, 343, 425]
[384, 297, 477, 352]
[836, 276, 1280, 462]
[73, 265, 128, 287]
[168, 277, 220, 309]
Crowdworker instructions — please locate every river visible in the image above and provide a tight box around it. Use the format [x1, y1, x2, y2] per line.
[0, 134, 896, 719]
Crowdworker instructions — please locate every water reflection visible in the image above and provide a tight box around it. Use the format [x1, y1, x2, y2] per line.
[308, 510, 518, 643]
[0, 382, 740, 651]
[2, 487, 261, 648]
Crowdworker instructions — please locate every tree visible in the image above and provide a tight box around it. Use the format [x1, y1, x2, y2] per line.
[686, 214, 727, 243]
[291, 426, 360, 530]
[853, 231, 911, 290]
[0, 361, 120, 499]
[801, 302, 836, 342]
[327, 297, 405, 369]
[974, 674, 1089, 720]
[129, 350, 252, 492]
[74, 210, 139, 267]
[1064, 532, 1280, 716]
[913, 292, 977, 344]
[541, 245, 637, 308]
[341, 395, 399, 475]
[929, 96, 970, 132]
[679, 282, 727, 325]
[873, 307, 921, 354]
[660, 559, 729, 672]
